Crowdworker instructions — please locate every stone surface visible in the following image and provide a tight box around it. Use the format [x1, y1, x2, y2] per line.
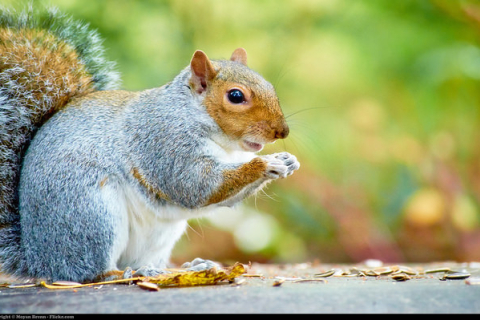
[0, 261, 479, 314]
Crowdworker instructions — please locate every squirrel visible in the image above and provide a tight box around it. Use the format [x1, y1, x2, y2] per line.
[0, 7, 300, 282]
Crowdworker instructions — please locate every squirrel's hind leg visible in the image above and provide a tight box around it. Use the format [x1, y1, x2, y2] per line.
[181, 257, 220, 271]
[95, 266, 168, 281]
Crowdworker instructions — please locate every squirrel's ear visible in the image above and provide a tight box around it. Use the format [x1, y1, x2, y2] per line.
[230, 48, 248, 66]
[190, 50, 216, 94]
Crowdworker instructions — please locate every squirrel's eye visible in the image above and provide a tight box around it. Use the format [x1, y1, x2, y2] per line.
[227, 89, 245, 104]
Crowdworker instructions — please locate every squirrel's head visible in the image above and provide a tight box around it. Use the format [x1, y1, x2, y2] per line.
[189, 48, 289, 153]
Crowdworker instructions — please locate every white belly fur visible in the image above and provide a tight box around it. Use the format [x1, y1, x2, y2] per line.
[110, 182, 213, 270]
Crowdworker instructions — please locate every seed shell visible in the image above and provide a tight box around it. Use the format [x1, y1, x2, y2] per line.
[7, 283, 37, 288]
[137, 281, 160, 291]
[52, 281, 83, 286]
[292, 279, 327, 283]
[441, 272, 470, 280]
[314, 269, 335, 278]
[272, 278, 285, 287]
[372, 267, 394, 275]
[390, 273, 411, 281]
[396, 266, 418, 275]
[425, 267, 451, 274]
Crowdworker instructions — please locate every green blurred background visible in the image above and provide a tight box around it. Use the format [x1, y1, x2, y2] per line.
[7, 0, 480, 265]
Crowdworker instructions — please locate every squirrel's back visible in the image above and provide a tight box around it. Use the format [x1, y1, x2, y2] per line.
[0, 6, 120, 275]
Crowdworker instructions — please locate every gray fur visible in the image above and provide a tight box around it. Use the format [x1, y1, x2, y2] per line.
[0, 8, 299, 282]
[16, 67, 249, 281]
[122, 69, 229, 208]
[0, 7, 119, 279]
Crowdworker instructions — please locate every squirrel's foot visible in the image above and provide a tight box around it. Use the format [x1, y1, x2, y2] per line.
[96, 270, 127, 282]
[123, 266, 169, 279]
[262, 152, 300, 179]
[180, 257, 220, 271]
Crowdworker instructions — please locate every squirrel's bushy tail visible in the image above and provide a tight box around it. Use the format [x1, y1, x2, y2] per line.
[0, 6, 120, 275]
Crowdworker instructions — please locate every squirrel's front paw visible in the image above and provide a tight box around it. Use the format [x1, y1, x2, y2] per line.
[262, 152, 300, 179]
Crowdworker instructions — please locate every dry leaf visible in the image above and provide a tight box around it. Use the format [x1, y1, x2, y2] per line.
[148, 262, 246, 287]
[40, 262, 246, 289]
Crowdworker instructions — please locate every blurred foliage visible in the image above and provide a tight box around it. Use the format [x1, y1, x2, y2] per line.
[6, 0, 480, 264]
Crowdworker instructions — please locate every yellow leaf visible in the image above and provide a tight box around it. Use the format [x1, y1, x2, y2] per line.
[40, 262, 246, 289]
[149, 262, 246, 287]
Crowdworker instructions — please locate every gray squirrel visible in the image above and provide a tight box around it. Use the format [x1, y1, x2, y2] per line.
[0, 7, 299, 282]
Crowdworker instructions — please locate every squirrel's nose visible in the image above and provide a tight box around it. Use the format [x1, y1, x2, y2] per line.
[274, 122, 289, 139]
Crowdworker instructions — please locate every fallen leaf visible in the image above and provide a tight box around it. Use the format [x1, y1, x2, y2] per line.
[148, 262, 246, 287]
[40, 262, 246, 289]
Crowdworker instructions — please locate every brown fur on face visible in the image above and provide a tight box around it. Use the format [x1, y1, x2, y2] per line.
[189, 49, 289, 149]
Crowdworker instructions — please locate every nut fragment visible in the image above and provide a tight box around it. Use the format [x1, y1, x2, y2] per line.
[137, 281, 160, 291]
[231, 279, 246, 286]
